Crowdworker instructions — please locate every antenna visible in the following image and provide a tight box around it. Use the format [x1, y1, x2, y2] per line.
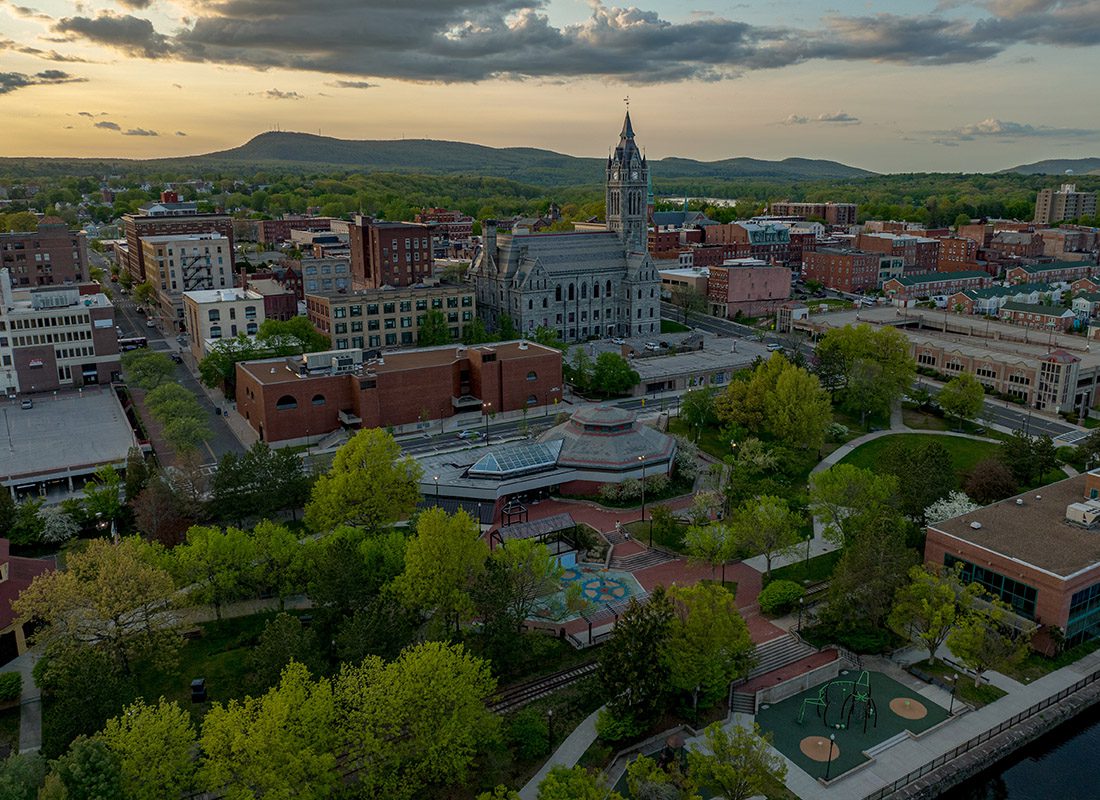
[623, 95, 630, 110]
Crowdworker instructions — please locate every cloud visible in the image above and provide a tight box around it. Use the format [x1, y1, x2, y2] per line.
[123, 127, 158, 136]
[0, 38, 91, 62]
[77, 110, 109, 117]
[94, 120, 121, 130]
[782, 111, 860, 125]
[253, 88, 304, 100]
[175, 130, 187, 136]
[327, 79, 378, 89]
[0, 69, 86, 94]
[39, 0, 1100, 84]
[933, 117, 1099, 143]
[4, 4, 52, 22]
[116, 0, 152, 7]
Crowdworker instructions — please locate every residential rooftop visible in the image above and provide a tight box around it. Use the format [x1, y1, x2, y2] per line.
[183, 288, 260, 304]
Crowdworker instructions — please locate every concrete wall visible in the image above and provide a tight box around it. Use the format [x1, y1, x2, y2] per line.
[756, 656, 840, 711]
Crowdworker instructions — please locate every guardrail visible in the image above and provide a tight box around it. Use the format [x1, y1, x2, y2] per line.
[862, 666, 1100, 800]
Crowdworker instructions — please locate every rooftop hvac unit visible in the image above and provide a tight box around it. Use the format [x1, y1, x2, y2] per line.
[331, 355, 356, 374]
[1066, 502, 1100, 527]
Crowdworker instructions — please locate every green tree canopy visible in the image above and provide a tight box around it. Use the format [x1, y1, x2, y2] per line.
[538, 766, 624, 800]
[417, 308, 452, 346]
[686, 723, 787, 800]
[590, 352, 640, 397]
[809, 464, 899, 545]
[728, 495, 801, 578]
[938, 372, 985, 428]
[172, 525, 258, 620]
[889, 565, 976, 665]
[665, 583, 754, 705]
[99, 698, 197, 800]
[598, 587, 674, 729]
[948, 599, 1031, 687]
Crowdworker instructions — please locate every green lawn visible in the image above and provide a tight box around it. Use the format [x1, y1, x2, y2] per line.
[764, 551, 842, 588]
[911, 659, 1006, 708]
[838, 434, 1001, 488]
[1001, 638, 1100, 684]
[902, 408, 950, 431]
[661, 319, 691, 333]
[667, 417, 732, 461]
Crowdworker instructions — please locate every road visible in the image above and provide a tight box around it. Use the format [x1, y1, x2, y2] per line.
[112, 293, 244, 463]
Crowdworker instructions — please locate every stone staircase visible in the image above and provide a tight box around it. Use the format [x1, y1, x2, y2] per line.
[603, 528, 630, 546]
[609, 549, 677, 572]
[313, 428, 350, 452]
[747, 633, 818, 680]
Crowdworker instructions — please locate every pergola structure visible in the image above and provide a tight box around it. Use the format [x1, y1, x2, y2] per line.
[489, 512, 575, 549]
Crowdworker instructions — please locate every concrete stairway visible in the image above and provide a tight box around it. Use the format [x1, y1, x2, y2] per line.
[747, 633, 818, 680]
[609, 549, 677, 571]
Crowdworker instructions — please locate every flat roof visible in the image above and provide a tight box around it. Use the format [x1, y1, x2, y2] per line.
[1, 388, 137, 485]
[930, 474, 1100, 578]
[183, 288, 260, 304]
[141, 233, 227, 243]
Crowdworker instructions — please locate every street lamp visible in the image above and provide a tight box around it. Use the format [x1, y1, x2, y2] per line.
[547, 708, 554, 750]
[638, 455, 650, 547]
[433, 475, 440, 503]
[482, 401, 492, 443]
[824, 733, 837, 781]
[546, 386, 560, 418]
[798, 596, 804, 634]
[949, 673, 959, 715]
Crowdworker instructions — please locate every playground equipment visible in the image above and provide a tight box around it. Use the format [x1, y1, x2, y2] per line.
[798, 670, 879, 734]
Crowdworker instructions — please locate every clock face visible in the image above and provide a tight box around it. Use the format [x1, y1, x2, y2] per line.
[612, 170, 619, 181]
[631, 171, 639, 180]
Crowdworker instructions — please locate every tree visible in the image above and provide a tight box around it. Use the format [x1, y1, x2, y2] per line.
[37, 505, 79, 545]
[809, 464, 898, 545]
[680, 388, 717, 441]
[251, 520, 304, 609]
[590, 351, 640, 397]
[765, 366, 832, 452]
[715, 355, 787, 433]
[881, 438, 955, 522]
[257, 315, 330, 352]
[397, 507, 488, 633]
[924, 491, 980, 523]
[336, 641, 499, 800]
[728, 496, 800, 578]
[417, 308, 452, 346]
[481, 539, 562, 632]
[938, 373, 985, 428]
[200, 662, 338, 800]
[198, 334, 267, 391]
[816, 325, 915, 424]
[889, 565, 974, 665]
[964, 458, 1018, 505]
[336, 594, 418, 663]
[671, 284, 707, 324]
[304, 527, 377, 621]
[173, 525, 257, 619]
[248, 613, 323, 692]
[14, 537, 178, 676]
[100, 699, 197, 800]
[47, 736, 123, 800]
[123, 447, 149, 505]
[163, 416, 213, 453]
[121, 349, 175, 390]
[665, 583, 754, 706]
[626, 754, 699, 800]
[948, 601, 1031, 687]
[132, 472, 194, 545]
[598, 587, 674, 729]
[824, 514, 916, 634]
[462, 317, 493, 345]
[0, 490, 14, 541]
[684, 524, 736, 583]
[566, 347, 594, 393]
[533, 325, 567, 350]
[132, 281, 156, 307]
[83, 465, 124, 524]
[686, 723, 787, 800]
[999, 430, 1060, 487]
[497, 313, 519, 340]
[538, 766, 623, 800]
[0, 752, 46, 800]
[305, 428, 422, 533]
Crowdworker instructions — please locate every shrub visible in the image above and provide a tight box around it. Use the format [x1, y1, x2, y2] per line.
[595, 707, 644, 743]
[644, 473, 669, 495]
[618, 478, 641, 502]
[757, 580, 804, 616]
[506, 708, 549, 760]
[598, 483, 621, 503]
[0, 672, 21, 702]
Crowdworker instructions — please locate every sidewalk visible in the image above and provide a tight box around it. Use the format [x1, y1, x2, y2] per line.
[7, 650, 41, 754]
[519, 706, 603, 800]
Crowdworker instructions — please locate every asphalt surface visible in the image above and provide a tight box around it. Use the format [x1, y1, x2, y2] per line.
[112, 292, 244, 463]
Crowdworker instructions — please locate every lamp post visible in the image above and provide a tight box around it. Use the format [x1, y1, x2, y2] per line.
[546, 386, 560, 418]
[950, 673, 959, 715]
[693, 684, 701, 727]
[547, 708, 554, 750]
[433, 475, 440, 503]
[798, 596, 804, 634]
[824, 733, 837, 781]
[482, 401, 492, 443]
[638, 455, 650, 547]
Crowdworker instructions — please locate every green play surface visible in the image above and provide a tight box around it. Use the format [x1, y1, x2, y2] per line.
[755, 670, 949, 780]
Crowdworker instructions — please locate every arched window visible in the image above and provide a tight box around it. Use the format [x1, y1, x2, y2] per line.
[581, 283, 587, 299]
[311, 394, 326, 406]
[526, 394, 538, 406]
[606, 280, 613, 297]
[526, 370, 538, 381]
[555, 285, 562, 302]
[276, 395, 298, 410]
[593, 283, 600, 299]
[568, 283, 575, 301]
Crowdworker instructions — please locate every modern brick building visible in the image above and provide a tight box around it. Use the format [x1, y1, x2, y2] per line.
[141, 233, 233, 331]
[0, 271, 120, 394]
[882, 270, 992, 300]
[246, 278, 298, 322]
[803, 247, 880, 293]
[925, 470, 1100, 647]
[767, 201, 857, 226]
[948, 283, 1059, 316]
[305, 283, 476, 350]
[122, 203, 233, 282]
[236, 340, 563, 445]
[415, 208, 474, 242]
[0, 220, 87, 287]
[256, 216, 335, 245]
[1035, 184, 1097, 226]
[1006, 262, 1095, 285]
[348, 215, 434, 289]
[936, 236, 980, 272]
[856, 232, 940, 274]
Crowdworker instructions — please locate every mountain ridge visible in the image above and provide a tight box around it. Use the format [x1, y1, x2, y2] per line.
[1002, 157, 1100, 176]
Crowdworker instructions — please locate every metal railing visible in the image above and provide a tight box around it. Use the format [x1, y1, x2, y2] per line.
[862, 667, 1100, 800]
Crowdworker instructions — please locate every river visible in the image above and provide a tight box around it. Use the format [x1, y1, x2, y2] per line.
[941, 704, 1100, 799]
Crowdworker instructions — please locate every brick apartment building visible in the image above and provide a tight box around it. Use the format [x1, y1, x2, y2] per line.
[246, 278, 298, 321]
[989, 231, 1045, 259]
[415, 208, 474, 241]
[1006, 262, 1095, 285]
[348, 215, 434, 289]
[1035, 184, 1098, 226]
[122, 195, 233, 282]
[687, 242, 750, 268]
[236, 341, 563, 445]
[803, 248, 880, 293]
[256, 216, 335, 245]
[247, 264, 305, 301]
[767, 201, 857, 226]
[857, 232, 940, 274]
[704, 222, 792, 266]
[882, 270, 992, 300]
[957, 223, 994, 248]
[0, 271, 120, 395]
[998, 302, 1076, 331]
[705, 260, 791, 318]
[0, 220, 88, 287]
[306, 284, 476, 350]
[141, 233, 233, 332]
[1039, 228, 1099, 261]
[936, 236, 980, 272]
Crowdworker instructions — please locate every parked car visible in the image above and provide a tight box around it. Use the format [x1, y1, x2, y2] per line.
[766, 342, 784, 352]
[643, 341, 660, 351]
[145, 319, 156, 328]
[20, 398, 33, 410]
[456, 430, 482, 440]
[611, 337, 626, 345]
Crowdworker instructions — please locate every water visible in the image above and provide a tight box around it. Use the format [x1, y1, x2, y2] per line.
[942, 705, 1100, 799]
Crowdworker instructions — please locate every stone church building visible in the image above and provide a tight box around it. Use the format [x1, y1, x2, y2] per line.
[470, 113, 661, 342]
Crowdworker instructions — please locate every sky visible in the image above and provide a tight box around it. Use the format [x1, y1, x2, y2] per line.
[0, 0, 1098, 173]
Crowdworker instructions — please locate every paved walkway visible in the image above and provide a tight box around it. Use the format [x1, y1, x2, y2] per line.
[7, 650, 41, 754]
[519, 706, 603, 800]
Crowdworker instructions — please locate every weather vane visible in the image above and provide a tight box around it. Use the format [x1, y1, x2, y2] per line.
[624, 95, 629, 109]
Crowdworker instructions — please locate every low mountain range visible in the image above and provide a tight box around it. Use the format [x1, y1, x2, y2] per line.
[1002, 157, 1100, 176]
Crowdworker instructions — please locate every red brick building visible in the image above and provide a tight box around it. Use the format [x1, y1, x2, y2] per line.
[415, 208, 474, 241]
[882, 270, 992, 301]
[687, 242, 750, 268]
[998, 301, 1076, 331]
[856, 232, 940, 274]
[990, 231, 1045, 259]
[705, 260, 791, 317]
[122, 212, 234, 282]
[256, 216, 335, 245]
[936, 236, 980, 272]
[348, 215, 434, 289]
[925, 470, 1100, 648]
[767, 201, 857, 226]
[704, 222, 791, 265]
[1006, 262, 1095, 285]
[803, 248, 880, 293]
[0, 220, 88, 287]
[236, 341, 563, 445]
[0, 539, 55, 659]
[246, 278, 299, 321]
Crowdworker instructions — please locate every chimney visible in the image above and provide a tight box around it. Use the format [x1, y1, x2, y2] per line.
[483, 219, 497, 255]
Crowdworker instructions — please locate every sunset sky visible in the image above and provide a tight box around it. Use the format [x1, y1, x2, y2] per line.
[1, 0, 1098, 173]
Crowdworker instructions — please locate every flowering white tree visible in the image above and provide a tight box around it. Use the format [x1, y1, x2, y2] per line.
[924, 491, 980, 524]
[37, 505, 80, 544]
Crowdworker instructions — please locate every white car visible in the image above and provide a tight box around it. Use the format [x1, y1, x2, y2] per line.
[145, 319, 156, 329]
[643, 342, 660, 351]
[766, 342, 784, 352]
[611, 337, 626, 345]
[456, 430, 482, 440]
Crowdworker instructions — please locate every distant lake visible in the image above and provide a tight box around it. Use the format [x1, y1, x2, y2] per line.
[941, 704, 1100, 799]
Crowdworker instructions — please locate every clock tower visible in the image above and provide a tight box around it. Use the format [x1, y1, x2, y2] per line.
[606, 111, 648, 254]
